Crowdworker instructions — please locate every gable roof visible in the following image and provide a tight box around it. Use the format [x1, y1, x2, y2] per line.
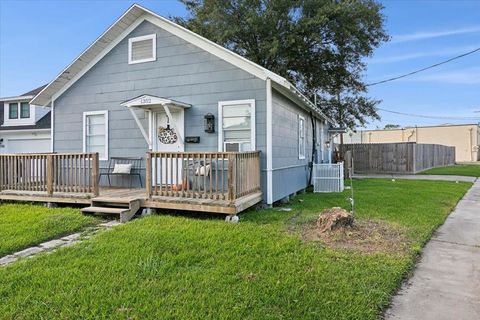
[31, 4, 331, 123]
[0, 84, 48, 102]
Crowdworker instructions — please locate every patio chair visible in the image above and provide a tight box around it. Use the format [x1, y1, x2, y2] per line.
[99, 157, 143, 188]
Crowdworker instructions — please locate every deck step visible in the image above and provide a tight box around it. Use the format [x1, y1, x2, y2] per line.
[81, 206, 130, 215]
[81, 199, 141, 223]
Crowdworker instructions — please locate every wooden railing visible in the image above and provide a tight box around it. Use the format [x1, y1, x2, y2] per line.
[0, 153, 99, 196]
[146, 151, 261, 203]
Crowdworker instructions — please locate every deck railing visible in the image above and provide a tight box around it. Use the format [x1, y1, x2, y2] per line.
[0, 153, 99, 196]
[146, 151, 261, 202]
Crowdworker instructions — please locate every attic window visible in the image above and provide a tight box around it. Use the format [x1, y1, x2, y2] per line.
[128, 34, 156, 64]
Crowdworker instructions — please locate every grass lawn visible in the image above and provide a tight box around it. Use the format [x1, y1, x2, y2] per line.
[419, 164, 480, 177]
[0, 203, 100, 256]
[0, 179, 470, 319]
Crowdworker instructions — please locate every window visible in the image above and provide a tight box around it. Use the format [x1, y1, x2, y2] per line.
[83, 111, 108, 160]
[298, 115, 306, 159]
[8, 103, 18, 119]
[20, 102, 30, 118]
[128, 34, 156, 64]
[218, 99, 256, 152]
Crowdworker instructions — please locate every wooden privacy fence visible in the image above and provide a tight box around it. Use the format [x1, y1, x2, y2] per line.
[146, 151, 261, 203]
[0, 153, 99, 196]
[339, 143, 455, 174]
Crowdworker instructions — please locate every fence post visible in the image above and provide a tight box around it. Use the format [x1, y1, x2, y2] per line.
[146, 152, 152, 198]
[46, 154, 54, 196]
[91, 153, 99, 196]
[228, 153, 236, 203]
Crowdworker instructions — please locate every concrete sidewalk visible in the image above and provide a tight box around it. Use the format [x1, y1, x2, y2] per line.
[354, 174, 477, 183]
[385, 179, 480, 320]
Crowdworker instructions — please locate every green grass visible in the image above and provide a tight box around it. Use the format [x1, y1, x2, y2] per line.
[0, 179, 471, 319]
[0, 203, 100, 256]
[419, 164, 480, 177]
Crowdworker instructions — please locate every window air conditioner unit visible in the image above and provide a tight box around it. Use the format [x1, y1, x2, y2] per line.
[224, 142, 240, 152]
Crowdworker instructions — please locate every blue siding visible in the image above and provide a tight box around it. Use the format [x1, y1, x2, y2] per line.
[271, 89, 314, 202]
[54, 21, 267, 192]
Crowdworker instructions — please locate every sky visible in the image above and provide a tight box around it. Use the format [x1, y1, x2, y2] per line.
[0, 0, 479, 129]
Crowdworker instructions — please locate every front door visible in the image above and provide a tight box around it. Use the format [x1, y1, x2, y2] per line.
[153, 110, 184, 185]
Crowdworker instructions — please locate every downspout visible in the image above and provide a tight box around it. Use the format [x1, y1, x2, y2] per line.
[309, 111, 317, 185]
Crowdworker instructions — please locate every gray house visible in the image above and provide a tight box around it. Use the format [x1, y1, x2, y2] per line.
[30, 4, 333, 207]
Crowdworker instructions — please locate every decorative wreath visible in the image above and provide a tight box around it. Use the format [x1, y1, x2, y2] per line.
[158, 126, 178, 144]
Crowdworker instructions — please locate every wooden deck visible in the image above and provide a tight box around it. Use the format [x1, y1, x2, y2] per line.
[0, 187, 262, 214]
[0, 151, 262, 215]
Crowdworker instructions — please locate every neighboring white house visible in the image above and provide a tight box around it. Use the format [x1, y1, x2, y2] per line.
[0, 85, 51, 154]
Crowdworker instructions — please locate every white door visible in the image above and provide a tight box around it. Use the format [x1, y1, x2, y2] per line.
[154, 110, 184, 185]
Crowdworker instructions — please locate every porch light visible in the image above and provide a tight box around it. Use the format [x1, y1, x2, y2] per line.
[325, 141, 331, 149]
[204, 113, 215, 133]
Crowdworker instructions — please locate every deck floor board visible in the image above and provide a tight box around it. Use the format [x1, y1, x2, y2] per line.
[0, 188, 262, 214]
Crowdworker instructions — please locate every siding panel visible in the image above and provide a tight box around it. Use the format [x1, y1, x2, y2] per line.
[54, 20, 267, 191]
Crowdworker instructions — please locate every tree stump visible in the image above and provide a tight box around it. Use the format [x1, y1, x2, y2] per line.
[316, 207, 354, 233]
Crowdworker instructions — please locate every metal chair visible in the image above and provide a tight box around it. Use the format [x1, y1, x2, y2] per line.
[98, 157, 143, 188]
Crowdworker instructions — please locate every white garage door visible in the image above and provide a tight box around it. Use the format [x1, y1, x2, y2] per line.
[7, 138, 51, 154]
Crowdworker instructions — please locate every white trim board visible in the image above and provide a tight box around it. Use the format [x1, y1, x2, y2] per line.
[217, 99, 256, 152]
[266, 78, 273, 205]
[82, 110, 109, 161]
[128, 33, 156, 64]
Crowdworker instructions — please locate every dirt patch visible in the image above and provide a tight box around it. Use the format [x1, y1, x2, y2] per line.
[302, 219, 411, 255]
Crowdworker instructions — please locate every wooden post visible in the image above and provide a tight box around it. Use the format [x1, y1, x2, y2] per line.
[227, 154, 236, 203]
[46, 154, 54, 196]
[146, 152, 152, 198]
[91, 152, 99, 196]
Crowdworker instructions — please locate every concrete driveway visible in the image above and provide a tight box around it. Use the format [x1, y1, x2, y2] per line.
[385, 179, 480, 319]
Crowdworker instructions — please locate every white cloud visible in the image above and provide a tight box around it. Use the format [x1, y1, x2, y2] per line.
[392, 26, 480, 43]
[370, 45, 480, 64]
[407, 67, 480, 84]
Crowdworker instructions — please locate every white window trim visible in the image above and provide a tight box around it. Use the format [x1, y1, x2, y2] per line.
[217, 99, 256, 152]
[2, 101, 35, 126]
[83, 110, 109, 160]
[298, 115, 306, 159]
[128, 34, 156, 64]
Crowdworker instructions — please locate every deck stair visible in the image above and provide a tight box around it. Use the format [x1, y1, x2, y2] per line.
[81, 198, 141, 223]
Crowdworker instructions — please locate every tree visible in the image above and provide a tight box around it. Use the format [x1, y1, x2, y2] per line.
[174, 0, 389, 128]
[384, 124, 401, 129]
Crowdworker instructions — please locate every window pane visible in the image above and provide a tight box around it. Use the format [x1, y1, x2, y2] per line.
[85, 113, 106, 159]
[88, 124, 105, 135]
[223, 104, 251, 117]
[87, 114, 105, 125]
[221, 102, 253, 151]
[9, 103, 18, 119]
[299, 117, 305, 158]
[223, 117, 250, 130]
[224, 130, 250, 140]
[20, 102, 30, 118]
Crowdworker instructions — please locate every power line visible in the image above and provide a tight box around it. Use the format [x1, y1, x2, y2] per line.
[367, 47, 480, 86]
[377, 107, 480, 120]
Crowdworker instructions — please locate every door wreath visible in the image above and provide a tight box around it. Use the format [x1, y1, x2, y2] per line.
[158, 124, 177, 144]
